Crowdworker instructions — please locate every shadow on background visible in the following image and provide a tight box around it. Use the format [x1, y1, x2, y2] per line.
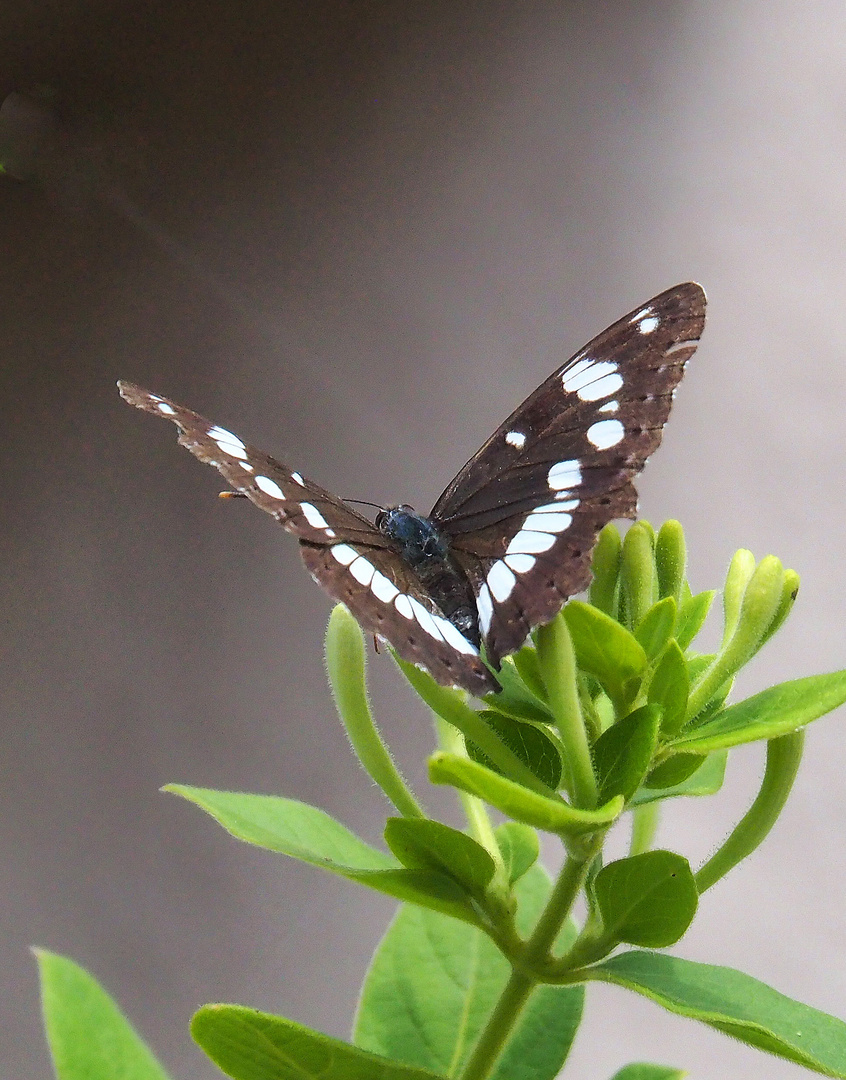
[3, 2, 845, 1078]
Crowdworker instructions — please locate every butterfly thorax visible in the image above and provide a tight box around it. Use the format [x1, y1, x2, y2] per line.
[376, 506, 480, 646]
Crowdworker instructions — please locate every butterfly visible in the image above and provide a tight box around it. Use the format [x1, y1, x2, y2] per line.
[119, 281, 705, 697]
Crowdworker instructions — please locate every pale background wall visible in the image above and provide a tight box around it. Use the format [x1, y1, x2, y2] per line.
[3, 2, 846, 1078]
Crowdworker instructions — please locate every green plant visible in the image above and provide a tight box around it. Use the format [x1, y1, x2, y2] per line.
[37, 521, 846, 1079]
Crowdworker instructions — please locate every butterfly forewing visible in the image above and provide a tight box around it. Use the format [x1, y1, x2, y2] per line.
[429, 283, 706, 666]
[117, 381, 497, 695]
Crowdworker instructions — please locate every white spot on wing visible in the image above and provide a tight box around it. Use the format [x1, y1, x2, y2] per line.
[208, 425, 246, 449]
[370, 570, 399, 604]
[505, 430, 526, 449]
[563, 359, 620, 400]
[525, 509, 572, 533]
[239, 462, 254, 472]
[409, 598, 444, 640]
[255, 474, 285, 500]
[437, 618, 478, 655]
[507, 529, 557, 555]
[505, 553, 536, 574]
[214, 438, 248, 460]
[587, 419, 625, 450]
[394, 594, 414, 619]
[578, 371, 623, 402]
[487, 560, 517, 602]
[534, 500, 578, 514]
[350, 556, 376, 587]
[548, 459, 582, 490]
[291, 472, 305, 486]
[301, 502, 330, 530]
[476, 584, 494, 637]
[156, 402, 176, 415]
[598, 400, 619, 413]
[638, 315, 660, 334]
[330, 544, 358, 566]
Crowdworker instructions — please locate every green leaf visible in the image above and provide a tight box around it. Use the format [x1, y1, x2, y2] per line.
[675, 590, 715, 650]
[192, 1004, 444, 1080]
[563, 601, 648, 703]
[630, 752, 727, 806]
[384, 818, 495, 898]
[593, 851, 698, 948]
[166, 786, 482, 926]
[396, 659, 554, 795]
[428, 752, 623, 834]
[610, 1066, 685, 1080]
[355, 865, 583, 1080]
[591, 950, 846, 1078]
[511, 645, 549, 703]
[484, 658, 554, 725]
[647, 640, 689, 737]
[643, 754, 704, 789]
[36, 950, 171, 1080]
[495, 822, 540, 884]
[671, 670, 846, 753]
[635, 598, 677, 660]
[466, 711, 562, 789]
[594, 705, 661, 806]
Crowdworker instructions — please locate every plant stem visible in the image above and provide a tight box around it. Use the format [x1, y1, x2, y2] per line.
[458, 835, 602, 1080]
[695, 731, 804, 892]
[629, 802, 659, 856]
[435, 716, 501, 862]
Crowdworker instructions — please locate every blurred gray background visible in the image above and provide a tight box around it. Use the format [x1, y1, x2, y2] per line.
[3, 2, 846, 1077]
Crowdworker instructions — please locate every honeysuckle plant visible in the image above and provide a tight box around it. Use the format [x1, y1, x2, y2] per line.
[37, 520, 846, 1080]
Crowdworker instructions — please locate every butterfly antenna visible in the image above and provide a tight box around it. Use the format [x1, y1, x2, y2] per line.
[343, 497, 385, 512]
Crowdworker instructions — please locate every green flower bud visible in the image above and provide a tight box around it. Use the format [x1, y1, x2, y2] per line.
[722, 548, 757, 647]
[655, 520, 687, 603]
[589, 523, 622, 617]
[621, 522, 656, 630]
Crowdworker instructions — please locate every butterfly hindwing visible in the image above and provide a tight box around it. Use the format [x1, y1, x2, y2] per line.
[430, 283, 706, 666]
[117, 382, 497, 695]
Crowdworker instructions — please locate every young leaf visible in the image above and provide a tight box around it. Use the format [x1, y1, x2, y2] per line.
[37, 950, 171, 1080]
[671, 669, 846, 753]
[495, 822, 540, 884]
[675, 590, 715, 650]
[165, 786, 482, 926]
[635, 597, 677, 660]
[594, 705, 661, 806]
[610, 1066, 685, 1080]
[484, 657, 554, 725]
[511, 645, 549, 703]
[593, 851, 698, 948]
[192, 1004, 444, 1080]
[563, 601, 648, 703]
[384, 818, 496, 899]
[590, 951, 846, 1078]
[643, 753, 704, 790]
[428, 752, 623, 835]
[646, 640, 689, 737]
[466, 710, 563, 789]
[630, 751, 727, 806]
[354, 865, 583, 1080]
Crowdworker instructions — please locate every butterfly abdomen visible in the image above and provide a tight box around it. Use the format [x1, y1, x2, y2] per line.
[377, 506, 480, 646]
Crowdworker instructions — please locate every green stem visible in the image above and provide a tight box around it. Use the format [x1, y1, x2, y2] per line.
[535, 617, 598, 808]
[458, 835, 602, 1080]
[435, 716, 501, 863]
[629, 802, 659, 856]
[695, 731, 804, 893]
